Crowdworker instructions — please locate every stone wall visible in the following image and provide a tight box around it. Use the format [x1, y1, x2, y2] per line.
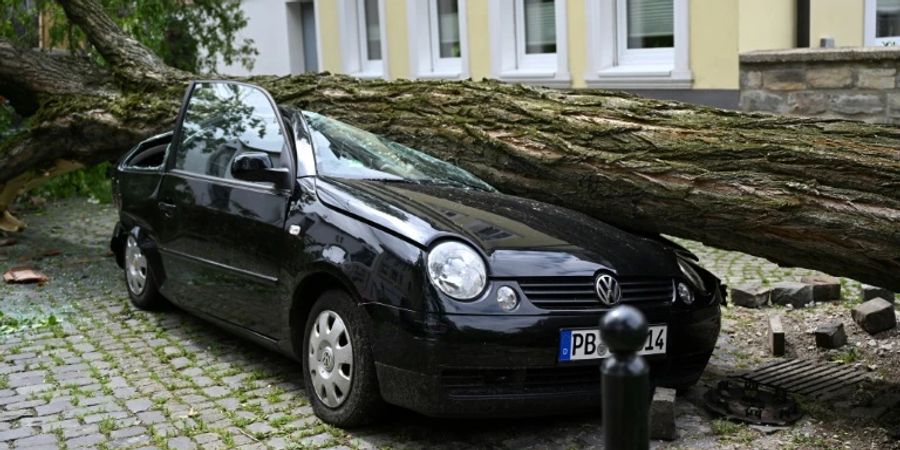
[739, 47, 900, 124]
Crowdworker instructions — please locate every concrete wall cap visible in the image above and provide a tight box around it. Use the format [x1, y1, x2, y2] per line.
[740, 47, 900, 64]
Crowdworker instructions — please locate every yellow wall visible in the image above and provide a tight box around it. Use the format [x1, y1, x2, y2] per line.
[317, 0, 342, 73]
[810, 0, 864, 47]
[316, 0, 812, 90]
[467, 0, 492, 80]
[690, 0, 739, 89]
[738, 0, 796, 53]
[567, 0, 587, 88]
[384, 0, 409, 79]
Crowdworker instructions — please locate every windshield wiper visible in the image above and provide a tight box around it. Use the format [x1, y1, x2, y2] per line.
[361, 178, 493, 192]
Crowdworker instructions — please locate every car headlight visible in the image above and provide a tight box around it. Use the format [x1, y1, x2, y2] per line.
[426, 241, 487, 300]
[677, 257, 707, 294]
[677, 282, 695, 305]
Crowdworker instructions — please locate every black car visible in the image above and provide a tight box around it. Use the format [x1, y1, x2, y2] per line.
[110, 80, 723, 427]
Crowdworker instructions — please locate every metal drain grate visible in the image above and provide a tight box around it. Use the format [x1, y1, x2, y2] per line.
[739, 358, 871, 398]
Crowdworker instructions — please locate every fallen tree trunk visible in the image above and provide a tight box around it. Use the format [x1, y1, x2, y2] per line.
[0, 0, 898, 291]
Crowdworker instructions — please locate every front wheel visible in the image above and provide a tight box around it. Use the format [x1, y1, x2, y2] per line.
[124, 234, 164, 310]
[302, 290, 384, 427]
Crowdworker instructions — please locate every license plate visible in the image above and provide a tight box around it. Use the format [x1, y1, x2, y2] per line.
[558, 325, 667, 361]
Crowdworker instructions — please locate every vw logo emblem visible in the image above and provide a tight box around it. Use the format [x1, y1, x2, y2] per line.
[595, 274, 622, 306]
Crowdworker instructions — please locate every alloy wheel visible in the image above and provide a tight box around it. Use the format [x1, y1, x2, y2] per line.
[124, 235, 148, 295]
[308, 309, 353, 408]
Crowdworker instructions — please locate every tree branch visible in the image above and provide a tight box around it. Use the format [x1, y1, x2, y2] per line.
[0, 38, 112, 114]
[56, 0, 189, 85]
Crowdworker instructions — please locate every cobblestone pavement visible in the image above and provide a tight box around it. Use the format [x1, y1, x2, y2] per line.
[1, 199, 898, 449]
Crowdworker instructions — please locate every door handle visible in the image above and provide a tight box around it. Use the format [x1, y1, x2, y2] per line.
[158, 201, 176, 218]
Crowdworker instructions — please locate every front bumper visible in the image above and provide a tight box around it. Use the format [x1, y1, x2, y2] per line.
[365, 301, 721, 418]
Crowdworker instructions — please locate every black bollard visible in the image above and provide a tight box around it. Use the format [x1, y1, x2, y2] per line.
[600, 305, 650, 450]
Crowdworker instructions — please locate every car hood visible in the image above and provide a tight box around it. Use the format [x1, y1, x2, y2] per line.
[315, 178, 681, 278]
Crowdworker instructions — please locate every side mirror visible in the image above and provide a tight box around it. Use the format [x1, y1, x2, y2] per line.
[231, 152, 291, 189]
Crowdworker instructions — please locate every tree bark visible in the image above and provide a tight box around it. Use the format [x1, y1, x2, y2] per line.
[0, 0, 898, 291]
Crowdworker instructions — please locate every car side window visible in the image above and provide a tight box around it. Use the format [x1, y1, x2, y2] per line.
[174, 82, 285, 181]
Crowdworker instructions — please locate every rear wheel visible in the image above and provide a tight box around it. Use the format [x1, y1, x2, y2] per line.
[302, 290, 384, 427]
[124, 234, 164, 310]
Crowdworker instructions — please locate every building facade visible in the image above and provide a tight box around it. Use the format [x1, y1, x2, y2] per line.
[217, 0, 900, 108]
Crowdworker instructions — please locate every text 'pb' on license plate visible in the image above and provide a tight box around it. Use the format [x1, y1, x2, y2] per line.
[558, 325, 667, 361]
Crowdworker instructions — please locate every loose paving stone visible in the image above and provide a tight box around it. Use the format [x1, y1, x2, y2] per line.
[768, 314, 786, 356]
[800, 275, 842, 302]
[650, 387, 677, 440]
[815, 321, 848, 349]
[852, 298, 897, 335]
[862, 284, 895, 303]
[770, 282, 814, 308]
[731, 282, 770, 308]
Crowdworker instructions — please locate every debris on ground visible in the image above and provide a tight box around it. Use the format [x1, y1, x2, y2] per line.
[770, 282, 814, 308]
[768, 314, 785, 356]
[852, 298, 897, 335]
[2, 267, 49, 284]
[41, 248, 62, 258]
[862, 284, 895, 303]
[731, 282, 770, 308]
[800, 274, 842, 302]
[650, 387, 677, 441]
[0, 238, 16, 247]
[815, 321, 847, 349]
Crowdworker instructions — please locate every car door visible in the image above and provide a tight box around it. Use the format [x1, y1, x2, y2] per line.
[156, 81, 294, 338]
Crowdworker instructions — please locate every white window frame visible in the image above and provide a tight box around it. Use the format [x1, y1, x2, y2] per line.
[865, 0, 900, 46]
[488, 0, 570, 87]
[337, 0, 387, 78]
[407, 0, 469, 79]
[285, 0, 324, 74]
[584, 0, 691, 89]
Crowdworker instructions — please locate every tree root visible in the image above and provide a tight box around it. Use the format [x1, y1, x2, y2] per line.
[0, 159, 85, 232]
[0, 210, 26, 232]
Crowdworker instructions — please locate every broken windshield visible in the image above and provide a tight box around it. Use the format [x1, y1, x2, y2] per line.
[303, 111, 494, 191]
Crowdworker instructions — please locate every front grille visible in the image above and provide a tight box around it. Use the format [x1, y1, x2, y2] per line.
[441, 366, 602, 398]
[518, 276, 674, 310]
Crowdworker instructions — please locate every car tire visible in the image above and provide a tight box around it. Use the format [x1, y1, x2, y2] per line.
[123, 233, 165, 310]
[302, 290, 384, 427]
